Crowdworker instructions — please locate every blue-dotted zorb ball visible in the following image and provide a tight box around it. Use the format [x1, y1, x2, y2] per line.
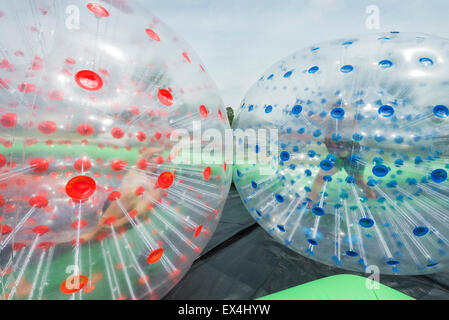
[233, 32, 449, 275]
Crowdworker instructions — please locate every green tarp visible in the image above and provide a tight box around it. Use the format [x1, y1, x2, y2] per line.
[258, 274, 414, 300]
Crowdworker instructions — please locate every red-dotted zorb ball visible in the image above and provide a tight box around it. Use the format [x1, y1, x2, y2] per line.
[0, 0, 231, 299]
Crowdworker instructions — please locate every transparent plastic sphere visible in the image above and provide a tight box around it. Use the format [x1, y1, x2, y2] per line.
[233, 32, 449, 275]
[0, 0, 231, 299]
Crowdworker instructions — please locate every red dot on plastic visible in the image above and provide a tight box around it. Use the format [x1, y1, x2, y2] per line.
[136, 131, 146, 142]
[29, 196, 48, 208]
[157, 89, 173, 106]
[65, 176, 96, 201]
[1, 113, 17, 128]
[156, 156, 164, 165]
[4, 204, 15, 213]
[77, 124, 95, 136]
[28, 158, 49, 173]
[60, 275, 89, 295]
[33, 225, 50, 235]
[83, 283, 96, 293]
[130, 106, 140, 115]
[118, 226, 127, 234]
[182, 52, 191, 63]
[65, 58, 76, 65]
[129, 209, 138, 219]
[0, 195, 4, 207]
[107, 191, 121, 201]
[71, 239, 86, 247]
[0, 224, 12, 235]
[75, 70, 103, 91]
[103, 216, 116, 225]
[137, 158, 148, 170]
[48, 90, 64, 101]
[87, 3, 109, 17]
[154, 131, 162, 140]
[96, 232, 107, 242]
[110, 159, 127, 171]
[36, 242, 54, 250]
[37, 121, 57, 134]
[218, 109, 224, 120]
[158, 172, 174, 189]
[26, 217, 36, 226]
[135, 186, 145, 196]
[13, 243, 27, 251]
[147, 248, 164, 264]
[138, 275, 149, 285]
[203, 167, 211, 181]
[170, 268, 181, 278]
[111, 127, 124, 139]
[18, 82, 36, 93]
[145, 28, 160, 42]
[74, 158, 92, 172]
[199, 105, 208, 118]
[0, 154, 5, 168]
[71, 219, 87, 229]
[194, 225, 203, 238]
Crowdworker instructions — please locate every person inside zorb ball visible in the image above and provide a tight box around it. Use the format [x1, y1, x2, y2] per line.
[233, 32, 449, 275]
[0, 1, 231, 299]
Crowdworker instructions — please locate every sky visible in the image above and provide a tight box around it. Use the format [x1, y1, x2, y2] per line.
[141, 0, 449, 111]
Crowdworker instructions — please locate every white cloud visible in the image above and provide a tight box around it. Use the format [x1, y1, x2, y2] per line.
[141, 0, 449, 110]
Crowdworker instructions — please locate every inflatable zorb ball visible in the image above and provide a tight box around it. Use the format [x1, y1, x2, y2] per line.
[0, 0, 231, 299]
[233, 32, 449, 275]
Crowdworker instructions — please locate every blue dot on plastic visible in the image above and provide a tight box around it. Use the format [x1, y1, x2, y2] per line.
[330, 107, 345, 119]
[372, 164, 389, 177]
[413, 227, 429, 237]
[378, 105, 395, 117]
[340, 65, 354, 73]
[308, 66, 319, 74]
[431, 169, 447, 183]
[433, 105, 448, 118]
[379, 60, 393, 68]
[265, 105, 273, 113]
[280, 151, 291, 162]
[320, 160, 334, 171]
[292, 105, 303, 115]
[419, 57, 434, 66]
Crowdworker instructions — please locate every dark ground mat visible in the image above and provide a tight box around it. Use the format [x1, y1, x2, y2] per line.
[165, 185, 449, 300]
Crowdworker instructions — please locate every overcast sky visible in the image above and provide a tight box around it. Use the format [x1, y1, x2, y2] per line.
[141, 0, 449, 110]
